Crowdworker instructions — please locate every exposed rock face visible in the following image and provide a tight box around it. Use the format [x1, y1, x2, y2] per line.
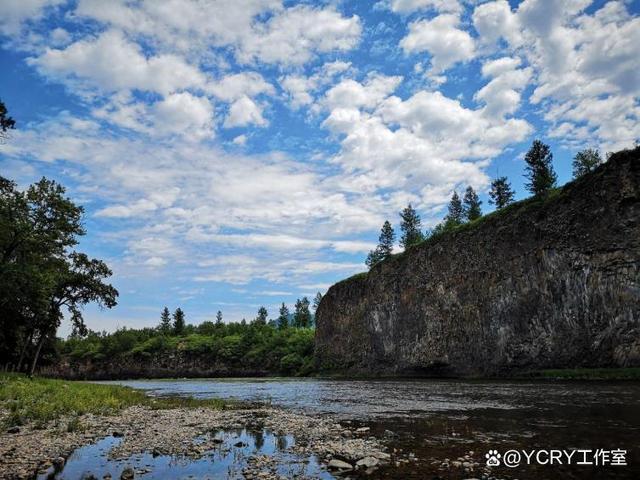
[315, 147, 640, 376]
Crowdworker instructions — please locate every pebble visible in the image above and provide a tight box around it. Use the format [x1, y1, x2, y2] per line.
[328, 459, 353, 471]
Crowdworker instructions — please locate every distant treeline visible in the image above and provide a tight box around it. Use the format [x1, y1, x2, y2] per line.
[57, 305, 319, 377]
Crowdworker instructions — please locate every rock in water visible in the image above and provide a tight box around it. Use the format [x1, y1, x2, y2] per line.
[316, 147, 640, 376]
[120, 467, 134, 480]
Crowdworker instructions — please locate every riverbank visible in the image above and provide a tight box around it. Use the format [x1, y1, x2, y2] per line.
[0, 375, 403, 479]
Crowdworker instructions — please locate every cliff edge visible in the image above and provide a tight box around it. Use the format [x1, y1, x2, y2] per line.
[315, 147, 640, 376]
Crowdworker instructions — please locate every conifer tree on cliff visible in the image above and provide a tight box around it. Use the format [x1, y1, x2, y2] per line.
[445, 191, 464, 226]
[159, 307, 171, 334]
[524, 140, 557, 196]
[0, 99, 15, 141]
[572, 148, 602, 178]
[255, 306, 268, 325]
[463, 186, 482, 221]
[215, 310, 223, 326]
[173, 308, 185, 335]
[366, 220, 396, 268]
[293, 297, 311, 328]
[489, 177, 515, 209]
[399, 205, 423, 249]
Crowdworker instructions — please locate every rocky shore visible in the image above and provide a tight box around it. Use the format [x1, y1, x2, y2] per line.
[0, 405, 405, 480]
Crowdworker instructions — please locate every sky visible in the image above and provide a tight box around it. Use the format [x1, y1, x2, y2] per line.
[0, 0, 639, 334]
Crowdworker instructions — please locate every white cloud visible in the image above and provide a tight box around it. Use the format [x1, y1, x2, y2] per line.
[29, 29, 206, 95]
[400, 14, 475, 73]
[389, 0, 461, 14]
[224, 96, 268, 128]
[237, 5, 361, 65]
[207, 72, 275, 102]
[0, 0, 64, 35]
[475, 57, 532, 119]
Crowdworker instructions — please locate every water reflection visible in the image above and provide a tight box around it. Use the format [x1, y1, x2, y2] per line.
[40, 428, 332, 480]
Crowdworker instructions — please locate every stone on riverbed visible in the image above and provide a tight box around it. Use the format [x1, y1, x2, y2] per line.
[356, 456, 379, 468]
[328, 459, 353, 471]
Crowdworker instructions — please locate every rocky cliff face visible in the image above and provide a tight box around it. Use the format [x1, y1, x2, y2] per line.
[315, 147, 640, 376]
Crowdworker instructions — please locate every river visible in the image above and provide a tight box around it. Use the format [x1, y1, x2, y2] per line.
[98, 377, 640, 479]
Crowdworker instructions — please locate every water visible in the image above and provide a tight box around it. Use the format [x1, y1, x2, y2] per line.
[40, 427, 331, 480]
[56, 378, 640, 479]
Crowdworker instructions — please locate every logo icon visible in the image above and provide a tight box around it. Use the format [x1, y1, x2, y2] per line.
[485, 449, 501, 466]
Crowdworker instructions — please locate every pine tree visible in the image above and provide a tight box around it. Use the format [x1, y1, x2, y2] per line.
[293, 297, 311, 328]
[277, 303, 289, 330]
[159, 307, 171, 334]
[463, 186, 482, 221]
[572, 148, 602, 178]
[173, 308, 185, 335]
[255, 306, 268, 325]
[524, 140, 557, 196]
[215, 310, 223, 326]
[313, 292, 323, 312]
[399, 204, 424, 249]
[488, 177, 515, 209]
[365, 220, 396, 268]
[445, 191, 464, 225]
[378, 221, 395, 257]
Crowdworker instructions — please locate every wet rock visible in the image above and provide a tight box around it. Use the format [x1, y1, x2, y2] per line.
[328, 459, 353, 471]
[52, 457, 65, 469]
[234, 441, 247, 447]
[6, 426, 20, 434]
[120, 466, 135, 479]
[355, 427, 370, 434]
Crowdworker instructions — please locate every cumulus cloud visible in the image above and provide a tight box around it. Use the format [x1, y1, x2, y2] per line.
[400, 14, 475, 73]
[471, 0, 640, 149]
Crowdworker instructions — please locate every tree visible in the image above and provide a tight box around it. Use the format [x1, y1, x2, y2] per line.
[215, 310, 223, 326]
[255, 306, 268, 325]
[0, 99, 15, 141]
[572, 148, 602, 178]
[0, 176, 117, 374]
[524, 140, 557, 196]
[366, 220, 396, 268]
[488, 177, 515, 209]
[399, 204, 424, 249]
[173, 308, 185, 335]
[313, 292, 323, 313]
[277, 303, 290, 330]
[293, 297, 311, 328]
[463, 186, 482, 221]
[159, 307, 171, 334]
[445, 191, 464, 225]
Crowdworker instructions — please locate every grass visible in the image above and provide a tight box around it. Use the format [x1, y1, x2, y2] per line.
[0, 373, 228, 429]
[519, 367, 640, 380]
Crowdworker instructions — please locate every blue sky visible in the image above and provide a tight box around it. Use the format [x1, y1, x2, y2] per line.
[0, 0, 638, 334]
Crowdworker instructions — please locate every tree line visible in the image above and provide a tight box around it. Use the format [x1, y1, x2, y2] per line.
[365, 139, 604, 268]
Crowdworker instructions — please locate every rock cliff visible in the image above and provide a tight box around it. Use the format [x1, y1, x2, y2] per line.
[315, 147, 640, 376]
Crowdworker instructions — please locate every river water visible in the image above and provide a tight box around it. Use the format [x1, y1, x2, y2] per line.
[99, 377, 640, 479]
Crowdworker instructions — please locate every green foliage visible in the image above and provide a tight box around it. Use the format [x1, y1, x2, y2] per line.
[445, 191, 464, 225]
[293, 297, 311, 328]
[462, 186, 482, 221]
[572, 148, 602, 178]
[0, 99, 15, 138]
[524, 139, 557, 196]
[159, 307, 171, 334]
[489, 176, 515, 209]
[399, 204, 424, 249]
[254, 306, 268, 325]
[0, 374, 226, 428]
[277, 303, 290, 330]
[366, 220, 395, 268]
[0, 176, 117, 374]
[57, 319, 317, 376]
[172, 308, 185, 335]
